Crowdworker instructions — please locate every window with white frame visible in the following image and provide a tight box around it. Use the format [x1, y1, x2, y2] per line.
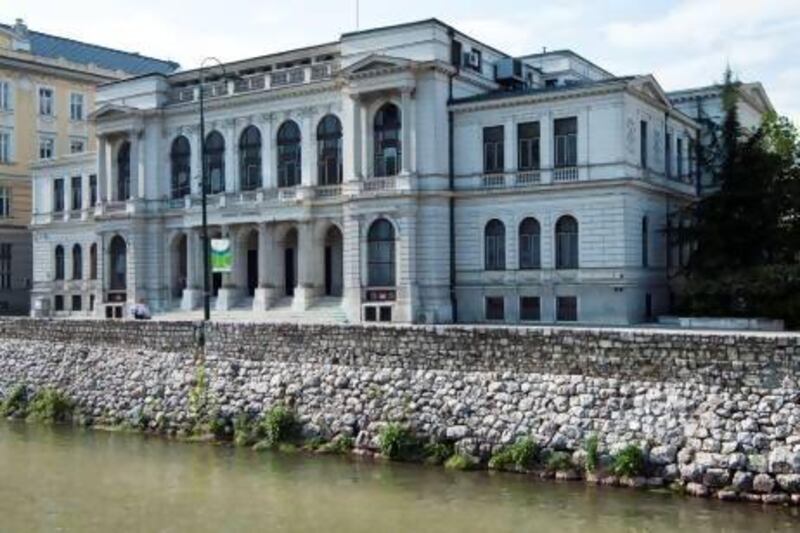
[0, 186, 10, 218]
[39, 137, 55, 160]
[39, 87, 54, 116]
[554, 117, 577, 168]
[70, 138, 85, 154]
[70, 93, 84, 121]
[0, 131, 10, 163]
[0, 80, 10, 111]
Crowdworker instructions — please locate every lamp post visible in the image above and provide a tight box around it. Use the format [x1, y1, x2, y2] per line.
[197, 57, 240, 321]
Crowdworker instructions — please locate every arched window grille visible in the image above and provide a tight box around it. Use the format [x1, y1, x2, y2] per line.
[117, 141, 131, 201]
[317, 115, 342, 185]
[277, 121, 301, 187]
[109, 236, 127, 290]
[54, 245, 65, 280]
[374, 103, 401, 177]
[555, 215, 579, 269]
[170, 136, 191, 199]
[518, 217, 541, 269]
[72, 244, 82, 280]
[367, 218, 396, 286]
[484, 219, 506, 271]
[204, 131, 225, 194]
[239, 126, 262, 191]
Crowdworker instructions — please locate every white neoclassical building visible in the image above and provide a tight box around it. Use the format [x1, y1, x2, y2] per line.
[30, 18, 766, 325]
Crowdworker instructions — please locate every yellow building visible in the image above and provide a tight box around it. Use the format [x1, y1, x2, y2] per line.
[0, 18, 177, 314]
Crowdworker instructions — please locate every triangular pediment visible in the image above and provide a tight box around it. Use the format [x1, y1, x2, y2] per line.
[89, 103, 142, 121]
[629, 75, 672, 108]
[741, 83, 774, 114]
[340, 54, 413, 77]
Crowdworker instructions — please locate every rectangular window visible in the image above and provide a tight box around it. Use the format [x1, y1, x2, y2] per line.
[677, 138, 684, 178]
[70, 138, 85, 154]
[665, 133, 672, 179]
[70, 93, 84, 121]
[483, 126, 504, 173]
[54, 295, 64, 312]
[0, 81, 9, 111]
[554, 117, 577, 168]
[519, 296, 541, 321]
[71, 176, 82, 211]
[364, 306, 377, 322]
[39, 87, 54, 116]
[39, 137, 55, 160]
[642, 216, 649, 268]
[0, 131, 10, 163]
[518, 121, 540, 171]
[53, 179, 65, 212]
[89, 294, 95, 312]
[556, 296, 578, 322]
[71, 295, 82, 312]
[485, 296, 505, 321]
[640, 121, 648, 168]
[0, 243, 11, 289]
[89, 174, 97, 206]
[379, 306, 392, 323]
[0, 187, 9, 218]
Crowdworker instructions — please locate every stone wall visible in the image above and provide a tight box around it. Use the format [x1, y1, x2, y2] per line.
[1, 318, 799, 503]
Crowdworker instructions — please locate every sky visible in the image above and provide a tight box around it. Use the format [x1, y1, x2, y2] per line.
[5, 0, 800, 123]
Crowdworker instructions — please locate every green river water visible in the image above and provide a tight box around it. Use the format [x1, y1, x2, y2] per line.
[0, 423, 798, 532]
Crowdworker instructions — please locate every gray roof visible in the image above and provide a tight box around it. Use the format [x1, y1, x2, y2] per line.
[450, 76, 634, 106]
[1, 23, 179, 76]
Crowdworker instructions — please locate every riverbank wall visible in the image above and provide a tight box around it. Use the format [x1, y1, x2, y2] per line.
[1, 319, 799, 504]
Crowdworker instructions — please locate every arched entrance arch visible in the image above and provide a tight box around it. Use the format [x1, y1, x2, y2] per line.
[170, 233, 188, 299]
[324, 225, 343, 297]
[108, 235, 127, 291]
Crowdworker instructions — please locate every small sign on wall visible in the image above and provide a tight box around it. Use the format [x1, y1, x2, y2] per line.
[211, 239, 232, 273]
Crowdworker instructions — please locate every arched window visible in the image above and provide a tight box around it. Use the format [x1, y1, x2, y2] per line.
[277, 121, 301, 188]
[170, 136, 191, 199]
[484, 219, 506, 270]
[555, 215, 579, 269]
[642, 216, 649, 268]
[317, 115, 342, 185]
[374, 103, 401, 177]
[204, 131, 225, 194]
[109, 235, 127, 290]
[367, 219, 395, 287]
[518, 217, 541, 269]
[90, 243, 97, 280]
[72, 244, 82, 280]
[54, 245, 64, 280]
[239, 126, 262, 191]
[117, 141, 131, 201]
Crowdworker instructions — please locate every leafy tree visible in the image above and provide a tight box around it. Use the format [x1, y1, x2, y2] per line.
[675, 68, 800, 326]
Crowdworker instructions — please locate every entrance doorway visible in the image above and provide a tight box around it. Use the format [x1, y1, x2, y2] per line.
[324, 226, 343, 297]
[283, 228, 298, 297]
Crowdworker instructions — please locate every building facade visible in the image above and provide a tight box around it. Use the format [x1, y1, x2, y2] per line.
[0, 18, 177, 314]
[31, 19, 740, 325]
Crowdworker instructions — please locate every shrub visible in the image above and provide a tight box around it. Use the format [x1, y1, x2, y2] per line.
[207, 412, 233, 441]
[233, 413, 262, 447]
[612, 445, 645, 477]
[378, 423, 422, 461]
[444, 453, 476, 471]
[424, 441, 455, 465]
[320, 435, 354, 455]
[27, 389, 73, 424]
[0, 384, 29, 418]
[258, 405, 298, 448]
[584, 434, 600, 473]
[489, 438, 539, 471]
[546, 451, 573, 472]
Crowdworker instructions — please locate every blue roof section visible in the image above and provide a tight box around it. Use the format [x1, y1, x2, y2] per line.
[1, 24, 179, 76]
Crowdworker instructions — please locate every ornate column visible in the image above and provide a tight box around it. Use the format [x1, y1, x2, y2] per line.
[189, 126, 202, 196]
[300, 108, 316, 188]
[292, 220, 317, 311]
[96, 136, 107, 205]
[181, 228, 202, 310]
[504, 118, 515, 176]
[360, 102, 370, 179]
[260, 114, 274, 189]
[400, 88, 413, 175]
[104, 138, 114, 202]
[342, 211, 362, 322]
[223, 119, 237, 194]
[253, 222, 278, 310]
[540, 112, 553, 184]
[343, 93, 363, 183]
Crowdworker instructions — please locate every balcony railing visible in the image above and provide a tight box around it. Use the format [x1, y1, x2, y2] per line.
[553, 167, 579, 182]
[481, 173, 506, 189]
[515, 170, 541, 186]
[362, 177, 397, 193]
[166, 62, 336, 105]
[315, 184, 342, 198]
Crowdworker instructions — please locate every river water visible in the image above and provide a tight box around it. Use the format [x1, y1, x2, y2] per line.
[1, 423, 798, 532]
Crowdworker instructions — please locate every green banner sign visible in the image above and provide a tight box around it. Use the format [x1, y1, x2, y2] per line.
[211, 238, 232, 273]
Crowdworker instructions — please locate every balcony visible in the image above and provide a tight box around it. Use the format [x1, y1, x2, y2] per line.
[553, 167, 579, 182]
[167, 62, 337, 105]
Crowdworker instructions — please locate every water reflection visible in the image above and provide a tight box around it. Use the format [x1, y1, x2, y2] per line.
[1, 423, 797, 532]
